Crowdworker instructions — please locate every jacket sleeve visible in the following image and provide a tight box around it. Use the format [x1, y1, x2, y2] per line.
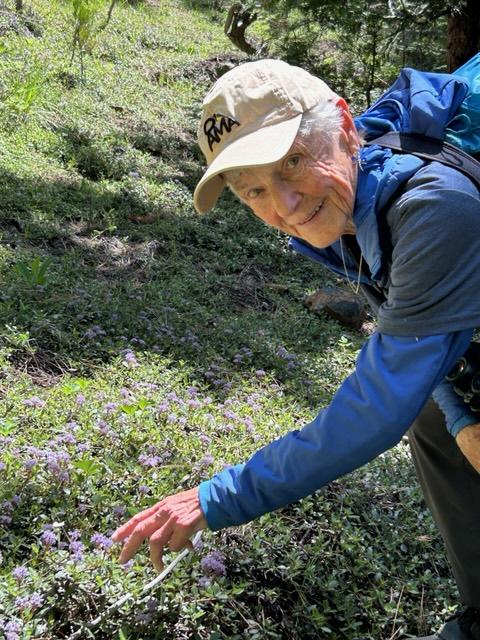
[199, 329, 472, 531]
[432, 379, 477, 438]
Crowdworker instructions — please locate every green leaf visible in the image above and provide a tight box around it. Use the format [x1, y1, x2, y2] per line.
[73, 457, 102, 476]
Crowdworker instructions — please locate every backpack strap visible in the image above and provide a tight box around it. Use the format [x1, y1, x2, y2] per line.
[365, 132, 480, 189]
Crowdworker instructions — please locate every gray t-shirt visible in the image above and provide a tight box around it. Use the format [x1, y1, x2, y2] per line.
[373, 161, 480, 336]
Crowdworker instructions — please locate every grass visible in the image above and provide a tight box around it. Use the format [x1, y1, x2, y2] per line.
[0, 1, 458, 638]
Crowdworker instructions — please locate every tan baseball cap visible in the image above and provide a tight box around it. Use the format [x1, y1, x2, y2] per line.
[193, 58, 338, 214]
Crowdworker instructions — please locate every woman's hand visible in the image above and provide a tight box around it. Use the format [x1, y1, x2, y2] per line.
[111, 487, 207, 571]
[456, 423, 480, 473]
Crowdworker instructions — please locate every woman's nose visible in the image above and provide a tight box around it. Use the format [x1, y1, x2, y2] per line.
[272, 182, 303, 219]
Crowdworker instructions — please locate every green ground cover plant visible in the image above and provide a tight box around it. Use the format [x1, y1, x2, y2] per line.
[0, 0, 459, 638]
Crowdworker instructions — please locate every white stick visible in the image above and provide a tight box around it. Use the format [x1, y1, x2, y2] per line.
[65, 531, 203, 640]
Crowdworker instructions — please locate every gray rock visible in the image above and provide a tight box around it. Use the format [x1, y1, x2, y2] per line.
[304, 286, 367, 329]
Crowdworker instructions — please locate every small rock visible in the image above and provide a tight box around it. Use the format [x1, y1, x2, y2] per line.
[304, 286, 367, 329]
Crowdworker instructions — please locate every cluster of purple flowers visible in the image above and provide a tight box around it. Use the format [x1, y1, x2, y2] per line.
[122, 349, 138, 367]
[138, 453, 162, 467]
[40, 526, 57, 548]
[246, 394, 261, 411]
[76, 393, 86, 406]
[199, 453, 214, 467]
[22, 396, 46, 409]
[84, 325, 106, 340]
[12, 566, 28, 583]
[276, 346, 302, 371]
[104, 401, 118, 414]
[90, 532, 113, 551]
[23, 446, 71, 482]
[200, 550, 226, 577]
[179, 330, 201, 351]
[0, 499, 14, 526]
[14, 592, 43, 613]
[0, 619, 23, 640]
[69, 530, 85, 563]
[232, 347, 253, 365]
[135, 611, 153, 625]
[202, 362, 231, 389]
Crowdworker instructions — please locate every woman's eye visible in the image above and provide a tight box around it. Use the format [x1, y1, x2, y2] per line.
[247, 188, 263, 199]
[285, 155, 301, 170]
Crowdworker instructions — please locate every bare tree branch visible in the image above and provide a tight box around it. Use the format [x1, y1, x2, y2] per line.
[224, 3, 259, 55]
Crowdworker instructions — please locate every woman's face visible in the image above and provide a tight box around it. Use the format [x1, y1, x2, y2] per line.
[226, 112, 359, 248]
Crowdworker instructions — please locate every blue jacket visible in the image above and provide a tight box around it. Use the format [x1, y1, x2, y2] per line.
[198, 68, 479, 531]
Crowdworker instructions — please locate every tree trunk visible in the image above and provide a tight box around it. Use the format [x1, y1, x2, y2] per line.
[447, 0, 480, 72]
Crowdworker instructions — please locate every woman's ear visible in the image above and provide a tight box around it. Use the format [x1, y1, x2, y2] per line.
[335, 97, 360, 153]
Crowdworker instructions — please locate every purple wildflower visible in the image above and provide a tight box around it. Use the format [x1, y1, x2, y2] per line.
[5, 620, 22, 635]
[199, 454, 214, 467]
[69, 540, 85, 563]
[84, 325, 106, 339]
[12, 566, 28, 582]
[122, 350, 138, 367]
[14, 596, 30, 613]
[95, 419, 111, 435]
[0, 515, 12, 526]
[113, 505, 126, 517]
[40, 529, 57, 548]
[146, 597, 158, 612]
[0, 461, 5, 471]
[57, 433, 76, 445]
[255, 369, 266, 377]
[122, 559, 134, 571]
[76, 393, 86, 406]
[23, 396, 46, 409]
[198, 576, 211, 588]
[138, 454, 161, 468]
[90, 533, 113, 551]
[201, 550, 226, 577]
[138, 484, 150, 494]
[104, 402, 118, 414]
[135, 611, 153, 625]
[28, 592, 43, 610]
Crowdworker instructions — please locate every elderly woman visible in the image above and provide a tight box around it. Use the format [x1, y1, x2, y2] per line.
[113, 60, 480, 639]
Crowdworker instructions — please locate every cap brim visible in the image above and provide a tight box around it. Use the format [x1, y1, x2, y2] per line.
[193, 114, 302, 214]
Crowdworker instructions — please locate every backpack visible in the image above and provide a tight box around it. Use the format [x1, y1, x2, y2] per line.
[364, 53, 480, 188]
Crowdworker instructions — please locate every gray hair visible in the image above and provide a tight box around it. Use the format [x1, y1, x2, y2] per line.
[297, 100, 343, 146]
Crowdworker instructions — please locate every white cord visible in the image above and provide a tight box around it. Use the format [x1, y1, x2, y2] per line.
[339, 236, 363, 295]
[65, 531, 203, 640]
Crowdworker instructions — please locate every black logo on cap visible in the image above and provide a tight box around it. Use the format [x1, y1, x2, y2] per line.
[203, 113, 240, 152]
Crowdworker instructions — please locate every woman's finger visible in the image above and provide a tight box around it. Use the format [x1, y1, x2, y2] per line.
[111, 501, 163, 542]
[117, 510, 168, 564]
